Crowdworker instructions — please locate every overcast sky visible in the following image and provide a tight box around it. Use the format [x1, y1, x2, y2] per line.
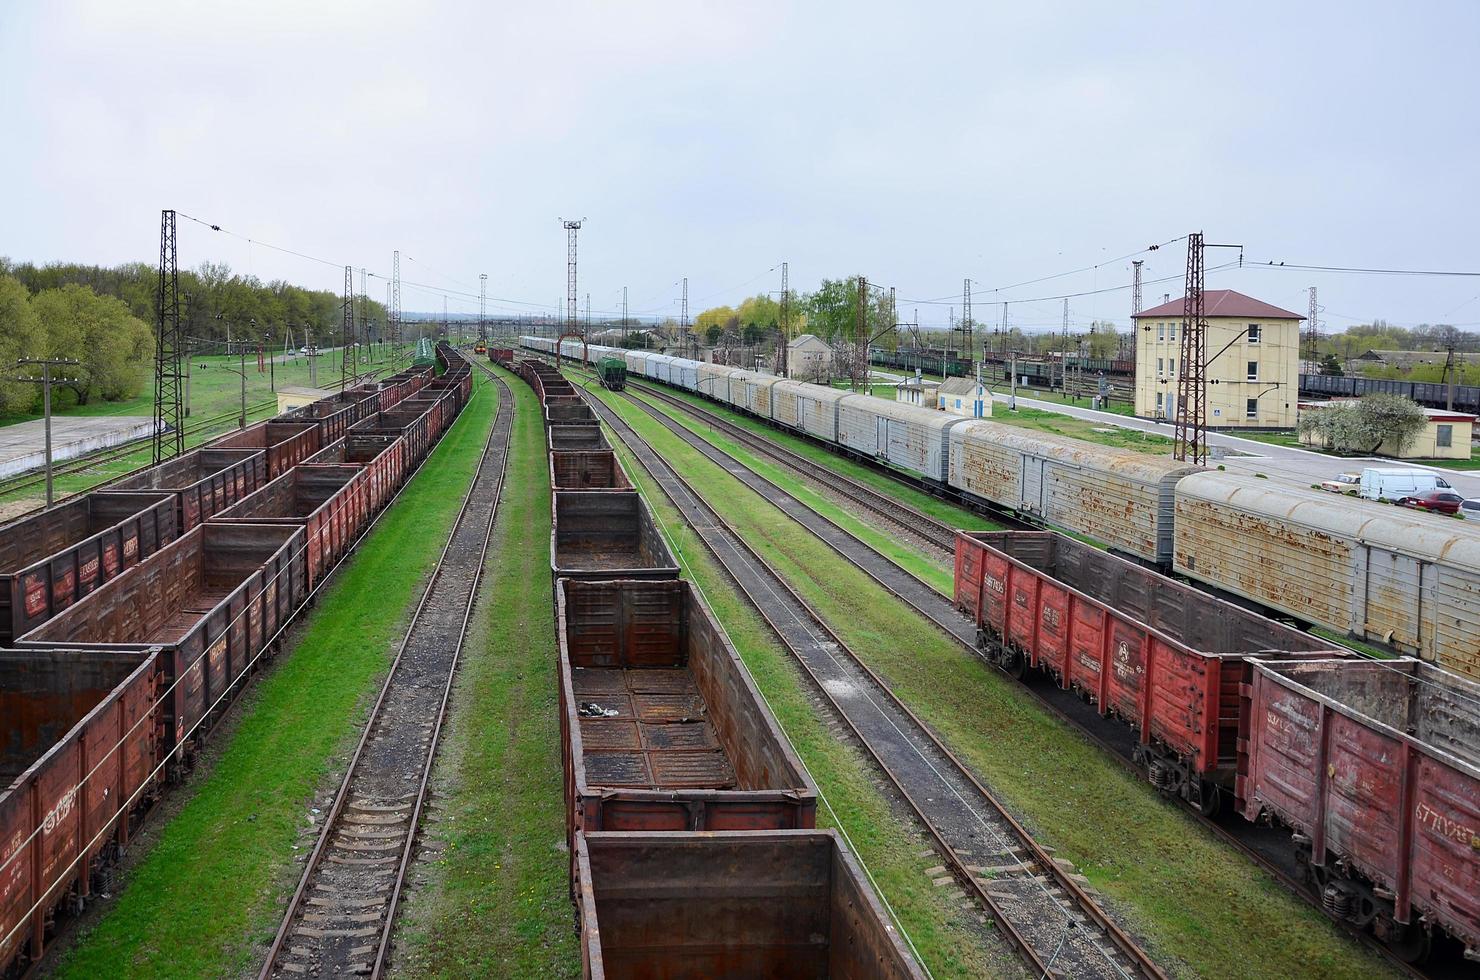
[3, 0, 1478, 334]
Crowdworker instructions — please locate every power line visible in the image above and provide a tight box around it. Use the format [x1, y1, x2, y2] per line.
[1249, 260, 1480, 278]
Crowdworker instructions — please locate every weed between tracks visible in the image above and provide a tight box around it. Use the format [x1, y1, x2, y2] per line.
[592, 383, 1396, 980]
[602, 420, 1013, 980]
[393, 366, 577, 978]
[48, 379, 498, 980]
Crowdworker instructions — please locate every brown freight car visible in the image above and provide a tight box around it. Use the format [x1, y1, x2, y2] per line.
[550, 451, 632, 492]
[348, 408, 431, 467]
[286, 391, 378, 444]
[1241, 658, 1480, 961]
[954, 530, 1341, 814]
[557, 578, 815, 837]
[574, 830, 924, 980]
[548, 403, 598, 427]
[551, 425, 609, 452]
[0, 492, 178, 645]
[0, 649, 161, 974]
[108, 447, 268, 532]
[305, 434, 405, 514]
[210, 465, 365, 588]
[203, 420, 322, 480]
[551, 492, 679, 583]
[15, 523, 306, 764]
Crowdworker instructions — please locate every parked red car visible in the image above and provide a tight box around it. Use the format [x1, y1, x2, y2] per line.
[1398, 489, 1464, 514]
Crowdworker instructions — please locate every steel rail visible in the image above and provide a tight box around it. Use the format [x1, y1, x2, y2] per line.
[261, 362, 511, 980]
[580, 380, 1165, 980]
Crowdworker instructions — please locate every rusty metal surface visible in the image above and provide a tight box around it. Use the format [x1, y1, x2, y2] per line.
[1243, 658, 1480, 957]
[551, 425, 610, 452]
[211, 465, 365, 589]
[109, 448, 269, 531]
[0, 491, 179, 646]
[204, 420, 323, 479]
[557, 579, 815, 836]
[306, 435, 406, 515]
[551, 451, 633, 491]
[575, 830, 925, 980]
[552, 491, 679, 581]
[0, 648, 160, 975]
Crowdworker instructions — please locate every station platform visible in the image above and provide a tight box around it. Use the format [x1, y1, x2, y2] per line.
[0, 416, 161, 478]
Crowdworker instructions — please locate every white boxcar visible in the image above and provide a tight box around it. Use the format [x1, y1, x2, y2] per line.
[771, 380, 845, 442]
[697, 363, 737, 402]
[624, 350, 651, 377]
[669, 357, 701, 391]
[1175, 472, 1480, 681]
[726, 370, 754, 411]
[837, 394, 967, 482]
[947, 421, 1200, 566]
[647, 354, 677, 383]
[746, 373, 782, 420]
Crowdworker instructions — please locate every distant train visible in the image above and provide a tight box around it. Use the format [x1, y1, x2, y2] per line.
[522, 335, 1480, 685]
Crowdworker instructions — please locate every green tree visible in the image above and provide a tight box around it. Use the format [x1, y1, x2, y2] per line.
[0, 276, 46, 413]
[31, 284, 154, 405]
[1298, 393, 1428, 455]
[803, 277, 894, 347]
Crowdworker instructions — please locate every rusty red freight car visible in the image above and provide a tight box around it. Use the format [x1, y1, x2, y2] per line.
[203, 420, 322, 479]
[0, 649, 161, 975]
[210, 465, 366, 589]
[552, 492, 679, 583]
[285, 392, 375, 445]
[305, 434, 405, 514]
[488, 347, 513, 366]
[108, 448, 268, 532]
[550, 451, 632, 491]
[551, 425, 609, 452]
[557, 579, 815, 838]
[1241, 658, 1480, 960]
[548, 402, 598, 427]
[955, 530, 1341, 813]
[16, 523, 306, 764]
[348, 407, 431, 467]
[0, 492, 178, 645]
[574, 830, 924, 980]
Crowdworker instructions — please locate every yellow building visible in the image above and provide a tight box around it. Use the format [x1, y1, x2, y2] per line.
[275, 384, 334, 415]
[1132, 290, 1303, 428]
[1299, 401, 1476, 459]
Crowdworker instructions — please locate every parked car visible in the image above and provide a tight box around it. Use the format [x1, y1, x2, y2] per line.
[1397, 489, 1464, 515]
[1320, 472, 1360, 494]
[1358, 467, 1455, 502]
[1460, 498, 1480, 520]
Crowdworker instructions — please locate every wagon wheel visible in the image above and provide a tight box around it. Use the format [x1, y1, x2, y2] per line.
[1196, 781, 1221, 818]
[1386, 922, 1432, 964]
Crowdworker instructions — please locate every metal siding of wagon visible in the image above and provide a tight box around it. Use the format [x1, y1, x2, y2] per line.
[109, 448, 269, 532]
[305, 434, 405, 515]
[669, 357, 700, 391]
[573, 830, 924, 980]
[838, 394, 964, 481]
[1174, 472, 1480, 681]
[550, 491, 679, 583]
[210, 465, 366, 589]
[0, 649, 161, 974]
[0, 492, 179, 646]
[204, 420, 323, 480]
[772, 380, 843, 442]
[550, 451, 633, 491]
[1241, 659, 1480, 954]
[14, 523, 307, 758]
[697, 363, 736, 402]
[556, 578, 815, 838]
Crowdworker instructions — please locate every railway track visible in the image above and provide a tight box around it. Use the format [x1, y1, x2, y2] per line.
[261, 365, 512, 980]
[579, 381, 1165, 980]
[592, 371, 1439, 979]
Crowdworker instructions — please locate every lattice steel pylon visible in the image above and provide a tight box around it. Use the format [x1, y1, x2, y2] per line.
[562, 218, 583, 338]
[1307, 286, 1319, 366]
[961, 278, 973, 359]
[153, 209, 185, 464]
[778, 261, 789, 376]
[479, 273, 488, 342]
[1174, 233, 1206, 464]
[341, 264, 355, 390]
[1131, 260, 1144, 315]
[391, 250, 402, 364]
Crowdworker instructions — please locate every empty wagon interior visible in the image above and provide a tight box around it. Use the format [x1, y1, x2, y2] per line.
[550, 451, 630, 490]
[580, 831, 908, 980]
[110, 449, 257, 491]
[0, 492, 171, 573]
[0, 650, 147, 781]
[550, 425, 608, 451]
[554, 492, 673, 572]
[968, 532, 1329, 655]
[216, 466, 358, 521]
[561, 580, 798, 793]
[1263, 659, 1480, 769]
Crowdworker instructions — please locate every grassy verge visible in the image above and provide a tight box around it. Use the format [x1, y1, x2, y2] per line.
[394, 367, 577, 977]
[592, 383, 1395, 980]
[50, 377, 499, 979]
[602, 418, 1012, 980]
[988, 405, 1176, 453]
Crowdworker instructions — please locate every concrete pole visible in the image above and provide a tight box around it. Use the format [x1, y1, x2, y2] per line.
[42, 361, 53, 506]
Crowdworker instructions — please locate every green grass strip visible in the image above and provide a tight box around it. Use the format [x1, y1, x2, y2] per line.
[53, 378, 499, 979]
[394, 366, 579, 977]
[592, 384, 1396, 980]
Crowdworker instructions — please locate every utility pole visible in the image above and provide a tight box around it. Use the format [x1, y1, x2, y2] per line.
[359, 268, 369, 366]
[622, 286, 629, 334]
[341, 264, 355, 391]
[961, 279, 973, 363]
[854, 275, 868, 390]
[391, 250, 402, 365]
[153, 209, 184, 464]
[1306, 285, 1319, 370]
[1062, 298, 1070, 394]
[585, 293, 591, 333]
[1174, 233, 1243, 465]
[13, 356, 80, 507]
[480, 273, 488, 343]
[681, 277, 690, 357]
[1131, 260, 1144, 316]
[1443, 341, 1457, 411]
[778, 261, 790, 377]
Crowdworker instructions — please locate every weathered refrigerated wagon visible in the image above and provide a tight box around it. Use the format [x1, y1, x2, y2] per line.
[728, 370, 781, 419]
[15, 523, 306, 763]
[1174, 472, 1480, 682]
[551, 492, 679, 582]
[573, 830, 925, 980]
[550, 451, 633, 492]
[954, 530, 1341, 813]
[837, 394, 968, 483]
[203, 419, 322, 480]
[771, 380, 846, 442]
[210, 465, 365, 588]
[948, 421, 1200, 567]
[108, 448, 268, 532]
[556, 579, 815, 836]
[0, 491, 178, 645]
[1241, 658, 1480, 960]
[0, 649, 161, 975]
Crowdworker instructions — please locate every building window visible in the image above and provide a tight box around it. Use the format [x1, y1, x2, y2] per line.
[1437, 424, 1453, 448]
[1245, 398, 1258, 419]
[1169, 358, 1176, 376]
[1156, 392, 1163, 414]
[1157, 322, 1165, 341]
[1169, 321, 1178, 341]
[1247, 324, 1261, 344]
[1157, 357, 1164, 375]
[1247, 360, 1258, 382]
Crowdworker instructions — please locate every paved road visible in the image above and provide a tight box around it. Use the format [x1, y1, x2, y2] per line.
[988, 392, 1480, 498]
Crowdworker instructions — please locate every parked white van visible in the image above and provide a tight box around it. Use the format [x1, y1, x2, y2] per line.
[1358, 467, 1455, 502]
